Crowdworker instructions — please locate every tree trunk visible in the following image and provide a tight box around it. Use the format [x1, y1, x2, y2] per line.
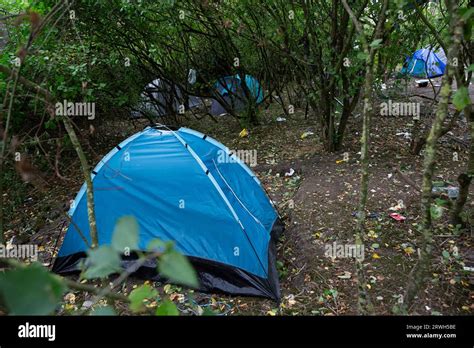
[61, 117, 99, 248]
[342, 0, 388, 315]
[451, 173, 472, 226]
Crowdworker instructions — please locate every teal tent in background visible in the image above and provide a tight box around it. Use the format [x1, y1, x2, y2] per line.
[211, 74, 264, 116]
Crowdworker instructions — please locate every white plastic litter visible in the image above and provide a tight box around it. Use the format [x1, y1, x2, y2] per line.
[285, 168, 295, 177]
[396, 132, 411, 139]
[188, 69, 197, 84]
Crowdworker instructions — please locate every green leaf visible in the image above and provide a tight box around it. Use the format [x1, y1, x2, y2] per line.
[442, 250, 450, 259]
[155, 300, 179, 316]
[82, 246, 121, 279]
[128, 284, 158, 312]
[430, 204, 444, 220]
[44, 119, 57, 130]
[468, 64, 474, 73]
[0, 263, 66, 315]
[112, 216, 139, 253]
[147, 239, 168, 253]
[370, 39, 382, 48]
[159, 250, 199, 288]
[357, 51, 369, 61]
[434, 198, 449, 207]
[90, 306, 116, 316]
[452, 87, 470, 111]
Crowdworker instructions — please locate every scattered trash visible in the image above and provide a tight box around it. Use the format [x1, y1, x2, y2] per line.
[389, 213, 406, 221]
[239, 128, 248, 138]
[276, 116, 287, 122]
[188, 68, 197, 84]
[381, 83, 387, 90]
[367, 212, 380, 219]
[432, 186, 446, 194]
[447, 186, 459, 199]
[300, 131, 314, 139]
[387, 173, 393, 179]
[81, 300, 93, 309]
[389, 201, 405, 211]
[286, 294, 296, 306]
[431, 182, 459, 199]
[284, 168, 295, 177]
[396, 132, 411, 139]
[351, 212, 380, 219]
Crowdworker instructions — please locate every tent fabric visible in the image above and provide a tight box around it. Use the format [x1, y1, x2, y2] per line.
[131, 79, 202, 118]
[210, 74, 264, 116]
[400, 48, 447, 78]
[52, 126, 281, 300]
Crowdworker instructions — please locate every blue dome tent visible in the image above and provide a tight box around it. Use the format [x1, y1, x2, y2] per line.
[53, 126, 283, 300]
[400, 48, 447, 79]
[210, 74, 264, 116]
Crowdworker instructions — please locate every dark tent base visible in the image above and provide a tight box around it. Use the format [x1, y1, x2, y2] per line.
[52, 218, 284, 302]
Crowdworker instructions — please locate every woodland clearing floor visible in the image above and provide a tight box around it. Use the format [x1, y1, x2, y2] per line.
[4, 82, 473, 316]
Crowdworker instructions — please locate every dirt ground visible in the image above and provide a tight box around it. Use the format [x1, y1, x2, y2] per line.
[4, 78, 473, 316]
